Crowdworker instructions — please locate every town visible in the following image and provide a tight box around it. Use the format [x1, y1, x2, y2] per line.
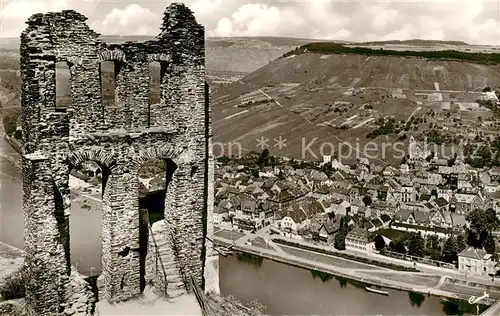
[212, 139, 500, 280]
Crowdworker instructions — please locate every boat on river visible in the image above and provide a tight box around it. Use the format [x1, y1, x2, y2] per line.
[365, 287, 389, 296]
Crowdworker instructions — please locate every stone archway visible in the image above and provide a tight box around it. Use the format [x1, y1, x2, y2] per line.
[133, 146, 183, 295]
[69, 148, 117, 195]
[20, 3, 211, 315]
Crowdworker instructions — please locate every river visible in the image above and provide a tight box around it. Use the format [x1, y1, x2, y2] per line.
[0, 128, 482, 315]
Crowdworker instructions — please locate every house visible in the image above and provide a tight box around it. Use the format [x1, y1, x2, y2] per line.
[271, 181, 290, 195]
[379, 214, 391, 227]
[213, 206, 229, 226]
[345, 227, 373, 252]
[458, 247, 497, 277]
[268, 190, 295, 209]
[385, 179, 402, 204]
[382, 166, 397, 177]
[260, 201, 277, 225]
[400, 182, 416, 203]
[400, 163, 409, 173]
[428, 210, 453, 229]
[309, 170, 331, 186]
[329, 200, 351, 216]
[451, 214, 467, 234]
[331, 158, 350, 172]
[450, 193, 484, 215]
[435, 197, 449, 211]
[370, 201, 393, 217]
[458, 180, 473, 193]
[369, 217, 385, 232]
[392, 209, 452, 238]
[234, 198, 266, 230]
[489, 167, 500, 182]
[317, 214, 343, 244]
[350, 197, 364, 214]
[276, 204, 307, 234]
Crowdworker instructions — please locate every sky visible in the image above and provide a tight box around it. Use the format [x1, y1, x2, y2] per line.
[1, 0, 500, 44]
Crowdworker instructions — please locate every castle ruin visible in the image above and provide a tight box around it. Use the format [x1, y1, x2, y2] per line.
[20, 3, 215, 315]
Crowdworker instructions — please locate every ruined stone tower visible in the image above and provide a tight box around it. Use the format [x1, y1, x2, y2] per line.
[20, 3, 214, 315]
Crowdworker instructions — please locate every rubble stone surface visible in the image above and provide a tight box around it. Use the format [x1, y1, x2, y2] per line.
[20, 3, 214, 315]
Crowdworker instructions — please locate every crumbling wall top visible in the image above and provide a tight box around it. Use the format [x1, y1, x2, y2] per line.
[160, 3, 199, 31]
[25, 10, 89, 25]
[157, 2, 204, 58]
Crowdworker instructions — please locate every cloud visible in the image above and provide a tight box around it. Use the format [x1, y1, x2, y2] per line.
[1, 0, 500, 45]
[0, 0, 99, 38]
[90, 4, 159, 36]
[205, 0, 500, 44]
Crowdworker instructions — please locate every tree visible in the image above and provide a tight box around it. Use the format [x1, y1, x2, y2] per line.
[374, 234, 386, 251]
[362, 195, 372, 207]
[393, 240, 406, 254]
[425, 152, 434, 162]
[466, 208, 500, 249]
[334, 230, 346, 250]
[2, 110, 19, 136]
[389, 241, 395, 250]
[485, 234, 496, 255]
[13, 129, 22, 140]
[425, 235, 441, 260]
[257, 149, 270, 166]
[426, 235, 440, 251]
[483, 86, 492, 92]
[441, 236, 458, 263]
[0, 266, 25, 300]
[408, 232, 425, 257]
[456, 234, 467, 253]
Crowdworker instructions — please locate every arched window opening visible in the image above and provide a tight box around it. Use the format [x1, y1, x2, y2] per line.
[100, 60, 117, 107]
[149, 61, 161, 106]
[137, 157, 177, 293]
[159, 62, 168, 104]
[68, 160, 107, 283]
[55, 61, 71, 112]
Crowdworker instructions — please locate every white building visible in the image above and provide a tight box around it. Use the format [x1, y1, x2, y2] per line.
[458, 247, 497, 277]
[322, 155, 332, 164]
[345, 227, 373, 253]
[482, 91, 499, 103]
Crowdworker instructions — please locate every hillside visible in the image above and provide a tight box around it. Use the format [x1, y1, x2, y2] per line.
[0, 36, 319, 74]
[284, 43, 500, 65]
[211, 52, 500, 164]
[241, 53, 500, 90]
[356, 39, 470, 46]
[3, 37, 500, 165]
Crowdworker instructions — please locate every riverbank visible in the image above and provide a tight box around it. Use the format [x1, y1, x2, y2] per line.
[0, 242, 23, 281]
[3, 134, 21, 155]
[212, 235, 498, 306]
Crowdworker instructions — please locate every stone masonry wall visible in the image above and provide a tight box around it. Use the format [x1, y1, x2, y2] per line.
[20, 2, 212, 314]
[21, 153, 69, 315]
[203, 81, 219, 293]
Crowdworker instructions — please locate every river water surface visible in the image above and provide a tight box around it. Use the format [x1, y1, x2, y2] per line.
[0, 129, 482, 315]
